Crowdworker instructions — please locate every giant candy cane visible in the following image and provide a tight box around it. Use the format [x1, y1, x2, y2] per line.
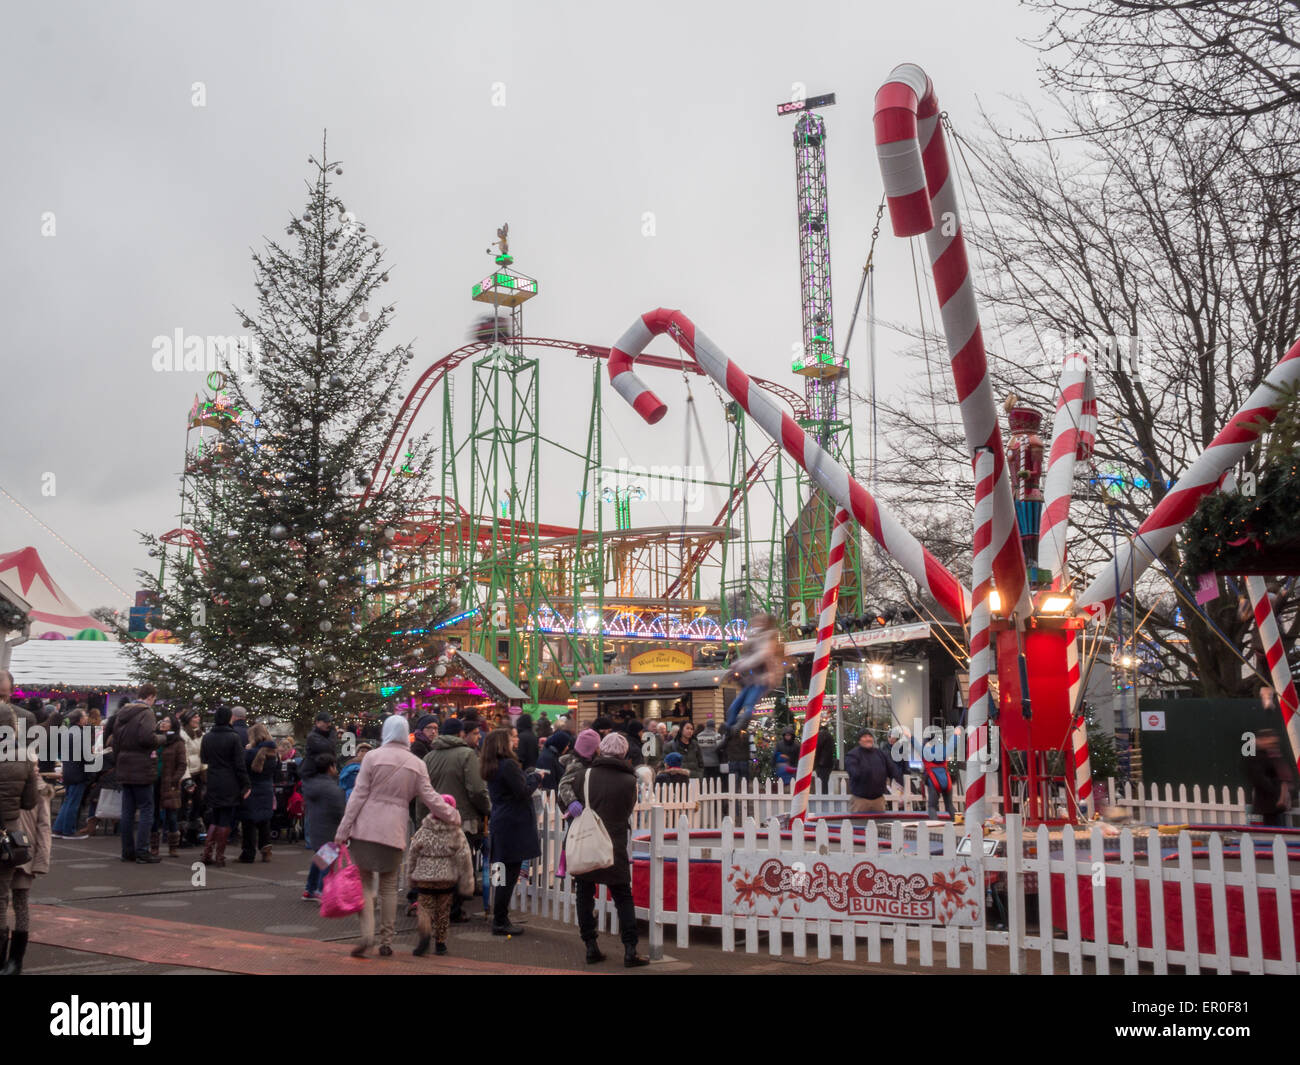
[1078, 336, 1300, 616]
[1247, 577, 1300, 779]
[874, 64, 1031, 623]
[964, 448, 996, 826]
[789, 507, 851, 827]
[608, 308, 971, 623]
[1040, 352, 1096, 590]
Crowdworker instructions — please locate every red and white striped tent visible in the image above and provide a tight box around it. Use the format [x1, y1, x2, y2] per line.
[0, 546, 106, 638]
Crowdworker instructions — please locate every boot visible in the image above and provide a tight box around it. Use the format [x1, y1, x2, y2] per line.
[413, 934, 431, 957]
[0, 929, 8, 971]
[491, 922, 525, 936]
[2, 931, 27, 975]
[149, 831, 161, 858]
[212, 826, 230, 867]
[624, 943, 650, 968]
[75, 817, 99, 838]
[261, 844, 272, 863]
[585, 939, 605, 964]
[167, 831, 181, 857]
[201, 825, 218, 864]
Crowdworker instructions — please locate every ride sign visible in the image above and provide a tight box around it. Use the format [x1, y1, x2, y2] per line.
[724, 851, 983, 926]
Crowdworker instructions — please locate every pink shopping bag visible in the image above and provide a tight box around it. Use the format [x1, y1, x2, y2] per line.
[319, 844, 364, 918]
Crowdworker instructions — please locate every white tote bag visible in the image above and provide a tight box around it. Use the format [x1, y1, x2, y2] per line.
[95, 786, 123, 822]
[564, 772, 614, 876]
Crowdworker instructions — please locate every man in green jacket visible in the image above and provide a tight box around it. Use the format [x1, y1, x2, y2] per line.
[424, 718, 490, 922]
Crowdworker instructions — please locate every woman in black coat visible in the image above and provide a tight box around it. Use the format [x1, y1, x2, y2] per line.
[481, 728, 540, 937]
[238, 723, 279, 863]
[198, 707, 251, 866]
[573, 731, 648, 968]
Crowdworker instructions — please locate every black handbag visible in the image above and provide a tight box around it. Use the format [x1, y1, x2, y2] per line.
[0, 826, 32, 868]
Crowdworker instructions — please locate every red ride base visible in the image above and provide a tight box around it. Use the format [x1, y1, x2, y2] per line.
[993, 617, 1084, 825]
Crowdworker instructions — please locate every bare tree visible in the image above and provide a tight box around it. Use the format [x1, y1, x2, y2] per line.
[1027, 0, 1300, 126]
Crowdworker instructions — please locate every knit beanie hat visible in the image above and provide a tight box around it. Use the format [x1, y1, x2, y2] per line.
[664, 751, 683, 767]
[441, 718, 464, 736]
[574, 729, 601, 760]
[382, 714, 410, 747]
[598, 731, 629, 758]
[416, 714, 437, 730]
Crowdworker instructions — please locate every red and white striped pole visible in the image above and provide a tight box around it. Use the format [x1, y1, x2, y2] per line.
[1069, 711, 1093, 820]
[1078, 336, 1300, 617]
[789, 507, 851, 828]
[608, 308, 971, 623]
[1040, 351, 1095, 590]
[874, 64, 1031, 624]
[965, 448, 996, 826]
[1246, 575, 1300, 778]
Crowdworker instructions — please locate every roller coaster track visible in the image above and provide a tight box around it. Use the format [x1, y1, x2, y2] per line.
[364, 336, 806, 508]
[365, 337, 805, 599]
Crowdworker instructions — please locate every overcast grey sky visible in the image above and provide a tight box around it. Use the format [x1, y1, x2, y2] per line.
[0, 0, 1049, 610]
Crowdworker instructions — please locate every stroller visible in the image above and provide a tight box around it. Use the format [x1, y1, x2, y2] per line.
[270, 780, 303, 842]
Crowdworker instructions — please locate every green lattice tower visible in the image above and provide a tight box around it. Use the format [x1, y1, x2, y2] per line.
[465, 260, 540, 696]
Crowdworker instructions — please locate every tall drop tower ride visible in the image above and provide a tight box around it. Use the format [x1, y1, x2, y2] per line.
[776, 92, 861, 624]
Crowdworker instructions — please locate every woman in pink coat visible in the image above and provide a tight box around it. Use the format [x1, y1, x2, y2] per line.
[334, 715, 460, 957]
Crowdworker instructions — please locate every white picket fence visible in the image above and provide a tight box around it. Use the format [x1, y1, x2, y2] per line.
[511, 777, 1300, 974]
[1100, 779, 1295, 827]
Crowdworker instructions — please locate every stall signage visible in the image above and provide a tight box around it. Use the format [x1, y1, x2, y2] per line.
[630, 649, 693, 673]
[724, 851, 982, 926]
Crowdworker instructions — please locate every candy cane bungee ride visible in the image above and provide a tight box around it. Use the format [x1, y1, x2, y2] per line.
[874, 63, 1031, 624]
[788, 507, 851, 827]
[608, 308, 971, 625]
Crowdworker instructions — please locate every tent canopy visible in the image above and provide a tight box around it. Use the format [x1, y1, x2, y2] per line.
[0, 547, 106, 638]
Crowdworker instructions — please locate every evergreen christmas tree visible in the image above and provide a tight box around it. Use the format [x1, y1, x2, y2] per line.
[126, 138, 448, 732]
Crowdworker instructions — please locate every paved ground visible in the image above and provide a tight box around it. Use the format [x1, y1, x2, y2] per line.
[24, 830, 960, 975]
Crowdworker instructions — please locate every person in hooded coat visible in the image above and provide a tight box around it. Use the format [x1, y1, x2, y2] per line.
[334, 715, 460, 958]
[199, 706, 251, 866]
[571, 731, 649, 968]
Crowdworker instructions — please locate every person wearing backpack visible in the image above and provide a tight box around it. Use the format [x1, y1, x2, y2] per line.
[922, 755, 955, 818]
[569, 731, 649, 968]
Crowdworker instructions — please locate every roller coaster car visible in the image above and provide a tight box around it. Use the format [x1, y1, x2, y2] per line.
[468, 314, 513, 345]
